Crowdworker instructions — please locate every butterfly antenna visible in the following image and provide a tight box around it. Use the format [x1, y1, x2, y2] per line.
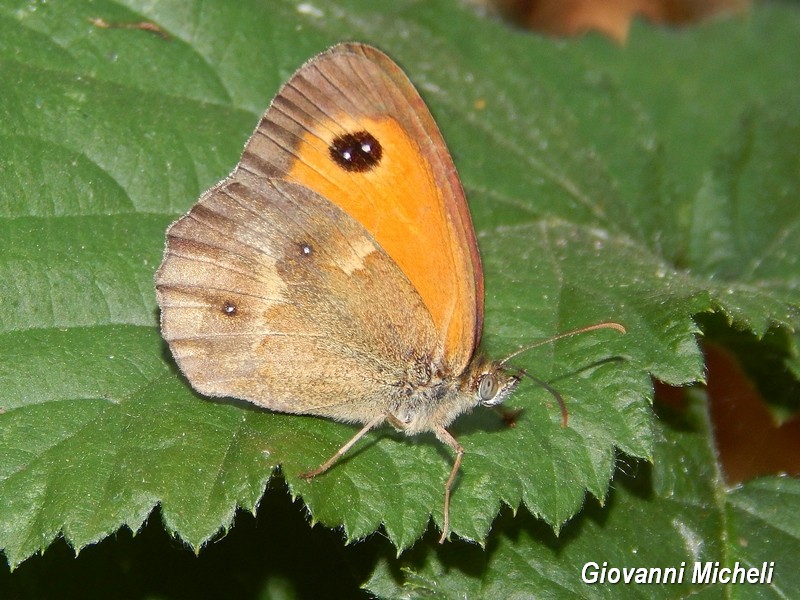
[501, 321, 626, 428]
[500, 321, 626, 365]
[519, 370, 570, 428]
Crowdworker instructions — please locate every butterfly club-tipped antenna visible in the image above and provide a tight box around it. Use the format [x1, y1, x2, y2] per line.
[500, 321, 626, 427]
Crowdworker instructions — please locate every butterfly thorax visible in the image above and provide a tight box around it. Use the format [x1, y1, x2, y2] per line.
[391, 355, 520, 436]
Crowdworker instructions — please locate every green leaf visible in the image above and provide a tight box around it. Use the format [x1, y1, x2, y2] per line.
[688, 108, 800, 332]
[1, 0, 798, 584]
[365, 392, 798, 598]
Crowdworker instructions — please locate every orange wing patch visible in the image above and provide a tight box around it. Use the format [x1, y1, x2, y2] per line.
[277, 115, 467, 369]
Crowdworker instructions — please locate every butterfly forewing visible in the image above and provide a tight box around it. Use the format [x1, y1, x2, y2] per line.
[240, 43, 483, 373]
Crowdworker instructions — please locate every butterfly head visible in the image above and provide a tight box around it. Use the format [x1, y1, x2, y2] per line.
[471, 360, 521, 408]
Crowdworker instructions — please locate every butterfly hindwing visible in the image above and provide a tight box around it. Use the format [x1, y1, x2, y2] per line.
[156, 175, 438, 422]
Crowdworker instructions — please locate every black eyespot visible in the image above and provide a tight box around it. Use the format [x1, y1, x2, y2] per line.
[329, 131, 382, 172]
[478, 374, 499, 403]
[222, 301, 238, 317]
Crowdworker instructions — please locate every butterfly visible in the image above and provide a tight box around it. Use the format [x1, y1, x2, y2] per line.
[154, 43, 624, 543]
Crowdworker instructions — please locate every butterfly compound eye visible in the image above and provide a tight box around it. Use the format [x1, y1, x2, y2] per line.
[478, 373, 500, 404]
[329, 131, 383, 172]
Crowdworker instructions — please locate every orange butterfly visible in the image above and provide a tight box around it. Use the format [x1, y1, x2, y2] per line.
[155, 43, 624, 543]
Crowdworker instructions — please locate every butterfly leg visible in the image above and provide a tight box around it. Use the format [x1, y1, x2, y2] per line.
[299, 414, 386, 479]
[434, 426, 464, 544]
